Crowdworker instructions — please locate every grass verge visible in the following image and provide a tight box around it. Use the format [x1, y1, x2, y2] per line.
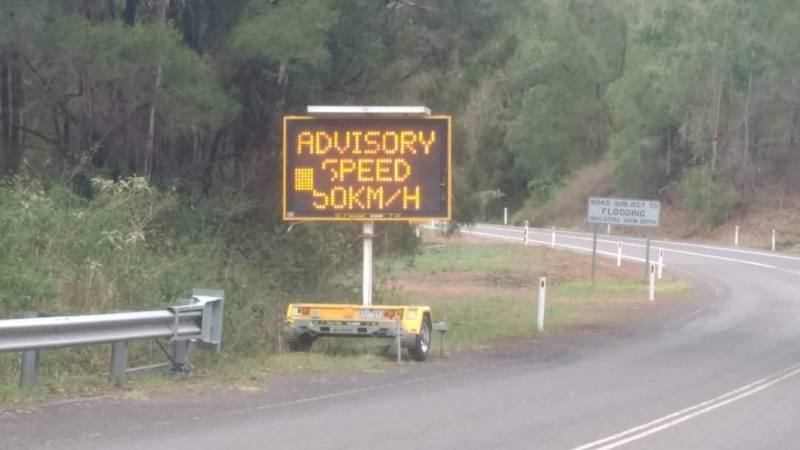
[0, 232, 691, 406]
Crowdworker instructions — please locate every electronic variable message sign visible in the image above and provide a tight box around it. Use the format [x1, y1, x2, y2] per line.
[283, 116, 451, 221]
[588, 197, 660, 227]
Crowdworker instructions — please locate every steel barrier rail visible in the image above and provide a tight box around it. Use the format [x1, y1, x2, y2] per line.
[1, 288, 224, 387]
[0, 310, 202, 352]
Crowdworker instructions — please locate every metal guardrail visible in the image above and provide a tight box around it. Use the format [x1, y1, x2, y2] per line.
[1, 288, 224, 387]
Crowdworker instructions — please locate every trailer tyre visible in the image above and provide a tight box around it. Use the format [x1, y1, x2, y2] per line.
[288, 333, 314, 352]
[409, 315, 432, 361]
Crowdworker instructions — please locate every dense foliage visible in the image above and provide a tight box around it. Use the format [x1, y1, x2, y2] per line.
[1, 0, 799, 316]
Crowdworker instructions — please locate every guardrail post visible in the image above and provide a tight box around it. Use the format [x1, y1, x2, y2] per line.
[109, 340, 128, 386]
[19, 311, 40, 388]
[172, 340, 190, 373]
[537, 278, 547, 332]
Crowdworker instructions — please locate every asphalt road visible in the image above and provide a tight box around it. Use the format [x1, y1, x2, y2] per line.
[4, 223, 800, 449]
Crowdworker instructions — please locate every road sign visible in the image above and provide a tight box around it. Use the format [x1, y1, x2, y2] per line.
[283, 115, 452, 221]
[587, 197, 660, 227]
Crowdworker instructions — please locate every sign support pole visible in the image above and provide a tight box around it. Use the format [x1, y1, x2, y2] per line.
[591, 224, 598, 284]
[644, 233, 652, 282]
[363, 221, 374, 306]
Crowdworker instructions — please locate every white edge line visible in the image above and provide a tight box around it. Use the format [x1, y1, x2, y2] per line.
[581, 363, 800, 450]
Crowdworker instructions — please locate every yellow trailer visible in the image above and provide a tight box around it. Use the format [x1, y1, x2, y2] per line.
[283, 303, 433, 361]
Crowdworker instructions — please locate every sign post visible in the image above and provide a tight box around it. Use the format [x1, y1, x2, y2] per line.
[591, 224, 598, 284]
[588, 197, 660, 283]
[283, 106, 452, 307]
[362, 222, 374, 306]
[645, 235, 651, 281]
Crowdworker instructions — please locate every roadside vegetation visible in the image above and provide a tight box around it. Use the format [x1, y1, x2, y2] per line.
[379, 233, 691, 350]
[0, 191, 690, 404]
[0, 0, 786, 403]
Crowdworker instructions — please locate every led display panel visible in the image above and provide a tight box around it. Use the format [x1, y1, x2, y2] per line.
[283, 116, 451, 221]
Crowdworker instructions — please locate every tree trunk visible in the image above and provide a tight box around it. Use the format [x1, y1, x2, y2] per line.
[0, 51, 9, 173]
[711, 75, 723, 173]
[743, 71, 752, 160]
[124, 0, 137, 26]
[144, 0, 168, 177]
[2, 50, 23, 175]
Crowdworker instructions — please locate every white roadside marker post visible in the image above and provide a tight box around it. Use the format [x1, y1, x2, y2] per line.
[524, 220, 529, 246]
[607, 224, 611, 235]
[617, 242, 623, 267]
[551, 227, 556, 248]
[649, 263, 656, 302]
[504, 207, 508, 225]
[537, 278, 547, 332]
[735, 225, 740, 247]
[772, 229, 776, 251]
[415, 226, 421, 238]
[658, 249, 664, 280]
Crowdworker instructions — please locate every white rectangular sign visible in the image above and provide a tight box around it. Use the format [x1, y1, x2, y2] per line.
[588, 197, 660, 227]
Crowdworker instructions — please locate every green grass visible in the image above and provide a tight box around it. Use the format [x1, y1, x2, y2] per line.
[556, 279, 692, 298]
[409, 242, 535, 273]
[378, 240, 692, 350]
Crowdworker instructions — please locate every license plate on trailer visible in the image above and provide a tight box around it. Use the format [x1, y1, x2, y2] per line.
[359, 309, 384, 320]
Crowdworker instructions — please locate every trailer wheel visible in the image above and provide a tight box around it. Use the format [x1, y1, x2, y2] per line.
[409, 315, 432, 361]
[288, 333, 314, 352]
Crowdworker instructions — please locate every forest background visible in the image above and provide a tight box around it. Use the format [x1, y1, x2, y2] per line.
[1, 0, 799, 371]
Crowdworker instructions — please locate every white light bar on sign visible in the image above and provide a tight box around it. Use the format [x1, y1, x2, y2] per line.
[306, 105, 431, 116]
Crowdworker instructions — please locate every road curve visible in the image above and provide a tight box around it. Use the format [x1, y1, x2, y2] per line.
[4, 223, 800, 449]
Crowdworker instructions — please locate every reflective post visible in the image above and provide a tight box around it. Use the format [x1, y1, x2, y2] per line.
[524, 220, 529, 246]
[735, 225, 740, 247]
[649, 263, 656, 301]
[504, 207, 508, 225]
[617, 242, 623, 267]
[658, 249, 664, 280]
[551, 227, 556, 248]
[537, 278, 547, 332]
[772, 229, 776, 251]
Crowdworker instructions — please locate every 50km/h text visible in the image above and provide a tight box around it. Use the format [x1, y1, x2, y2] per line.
[283, 116, 451, 221]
